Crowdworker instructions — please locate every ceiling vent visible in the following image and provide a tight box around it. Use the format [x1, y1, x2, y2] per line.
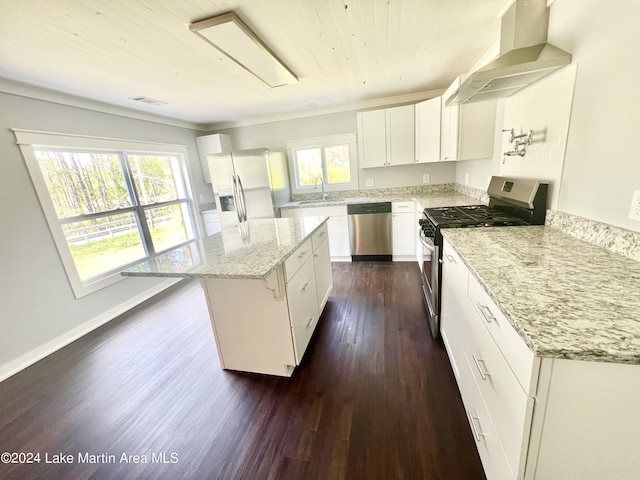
[129, 96, 167, 106]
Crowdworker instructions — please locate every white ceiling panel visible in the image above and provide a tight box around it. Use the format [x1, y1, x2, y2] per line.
[0, 0, 509, 126]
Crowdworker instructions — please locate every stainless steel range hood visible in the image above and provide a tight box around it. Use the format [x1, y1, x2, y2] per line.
[446, 0, 571, 106]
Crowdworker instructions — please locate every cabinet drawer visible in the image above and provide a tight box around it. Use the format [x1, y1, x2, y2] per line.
[311, 222, 329, 251]
[392, 201, 415, 213]
[442, 240, 468, 289]
[284, 238, 313, 282]
[468, 274, 537, 394]
[465, 304, 533, 476]
[286, 256, 318, 326]
[458, 358, 515, 480]
[291, 300, 319, 364]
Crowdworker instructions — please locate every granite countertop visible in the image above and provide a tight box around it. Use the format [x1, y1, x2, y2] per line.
[282, 191, 482, 209]
[442, 226, 640, 365]
[122, 216, 328, 280]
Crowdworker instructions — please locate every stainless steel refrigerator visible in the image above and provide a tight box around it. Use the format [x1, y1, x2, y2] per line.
[207, 148, 291, 229]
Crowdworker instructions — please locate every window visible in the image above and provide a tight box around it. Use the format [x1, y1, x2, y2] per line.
[286, 133, 357, 193]
[14, 130, 195, 298]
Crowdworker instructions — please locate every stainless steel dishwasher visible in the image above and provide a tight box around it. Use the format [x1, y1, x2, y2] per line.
[347, 202, 392, 261]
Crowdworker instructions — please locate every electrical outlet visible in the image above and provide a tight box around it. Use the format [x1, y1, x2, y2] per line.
[464, 172, 469, 184]
[629, 190, 640, 221]
[365, 178, 375, 187]
[422, 174, 430, 184]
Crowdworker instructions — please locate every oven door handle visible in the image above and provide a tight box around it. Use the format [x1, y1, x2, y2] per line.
[419, 230, 436, 253]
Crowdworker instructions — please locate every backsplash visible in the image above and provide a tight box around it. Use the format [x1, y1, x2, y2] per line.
[546, 210, 640, 262]
[291, 183, 456, 202]
[454, 183, 489, 203]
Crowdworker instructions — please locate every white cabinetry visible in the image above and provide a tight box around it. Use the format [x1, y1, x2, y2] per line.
[281, 205, 351, 261]
[201, 222, 332, 377]
[391, 201, 416, 260]
[440, 242, 467, 381]
[357, 105, 415, 168]
[414, 96, 441, 163]
[441, 236, 640, 479]
[195, 133, 231, 183]
[201, 210, 221, 236]
[440, 77, 496, 162]
[312, 226, 332, 311]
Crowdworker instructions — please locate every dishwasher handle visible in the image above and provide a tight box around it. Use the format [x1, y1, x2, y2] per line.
[347, 202, 392, 215]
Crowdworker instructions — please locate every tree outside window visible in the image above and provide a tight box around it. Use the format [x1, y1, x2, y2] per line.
[295, 144, 351, 187]
[34, 149, 194, 287]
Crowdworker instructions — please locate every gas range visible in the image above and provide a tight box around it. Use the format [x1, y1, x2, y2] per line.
[420, 204, 527, 240]
[418, 176, 549, 338]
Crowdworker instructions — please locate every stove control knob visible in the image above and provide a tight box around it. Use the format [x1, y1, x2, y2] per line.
[418, 219, 428, 226]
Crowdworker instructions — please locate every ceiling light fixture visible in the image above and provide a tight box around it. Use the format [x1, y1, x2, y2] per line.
[189, 12, 298, 88]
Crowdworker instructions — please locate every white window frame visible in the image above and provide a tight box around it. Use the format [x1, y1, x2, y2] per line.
[13, 129, 196, 298]
[286, 133, 357, 195]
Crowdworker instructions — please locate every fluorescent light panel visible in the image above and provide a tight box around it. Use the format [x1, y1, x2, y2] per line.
[190, 12, 298, 88]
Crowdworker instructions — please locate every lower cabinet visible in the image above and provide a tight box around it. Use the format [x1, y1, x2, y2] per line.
[440, 243, 467, 382]
[441, 237, 640, 479]
[281, 205, 351, 260]
[201, 210, 221, 236]
[392, 201, 416, 260]
[200, 222, 332, 377]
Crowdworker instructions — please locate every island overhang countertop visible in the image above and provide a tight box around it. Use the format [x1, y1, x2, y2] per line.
[443, 226, 640, 365]
[122, 216, 329, 280]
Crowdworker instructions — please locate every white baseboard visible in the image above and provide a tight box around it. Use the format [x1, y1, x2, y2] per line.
[0, 278, 180, 383]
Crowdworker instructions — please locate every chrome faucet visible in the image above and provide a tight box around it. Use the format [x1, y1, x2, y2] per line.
[314, 175, 328, 200]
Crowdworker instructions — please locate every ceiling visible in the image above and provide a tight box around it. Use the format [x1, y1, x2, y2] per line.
[0, 0, 509, 128]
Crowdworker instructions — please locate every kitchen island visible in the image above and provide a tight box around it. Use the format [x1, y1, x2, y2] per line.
[123, 216, 332, 377]
[440, 225, 640, 479]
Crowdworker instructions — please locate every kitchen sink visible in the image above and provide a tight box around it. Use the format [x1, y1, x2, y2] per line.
[293, 199, 344, 205]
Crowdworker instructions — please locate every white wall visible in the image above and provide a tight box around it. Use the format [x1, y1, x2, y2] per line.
[500, 64, 577, 209]
[457, 0, 640, 231]
[551, 0, 640, 231]
[217, 110, 456, 191]
[0, 92, 206, 379]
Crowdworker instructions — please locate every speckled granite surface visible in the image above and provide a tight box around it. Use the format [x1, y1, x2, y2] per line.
[546, 210, 640, 262]
[122, 217, 327, 279]
[442, 226, 640, 364]
[290, 183, 456, 202]
[283, 189, 482, 210]
[454, 183, 490, 203]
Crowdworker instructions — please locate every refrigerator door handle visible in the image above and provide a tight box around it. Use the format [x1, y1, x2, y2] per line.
[231, 175, 243, 224]
[237, 175, 248, 222]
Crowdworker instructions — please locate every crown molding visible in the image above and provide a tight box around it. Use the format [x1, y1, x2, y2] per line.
[1, 77, 446, 133]
[0, 78, 204, 131]
[202, 89, 446, 131]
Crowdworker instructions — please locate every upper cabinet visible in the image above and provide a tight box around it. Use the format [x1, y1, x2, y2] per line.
[195, 133, 232, 183]
[441, 77, 497, 162]
[415, 96, 442, 163]
[357, 105, 415, 168]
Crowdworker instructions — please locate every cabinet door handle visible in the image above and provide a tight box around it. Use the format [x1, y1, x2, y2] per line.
[302, 282, 311, 291]
[319, 231, 326, 237]
[445, 254, 456, 264]
[476, 302, 496, 324]
[472, 354, 491, 381]
[466, 410, 486, 442]
[306, 316, 315, 328]
[314, 254, 319, 258]
[297, 251, 307, 259]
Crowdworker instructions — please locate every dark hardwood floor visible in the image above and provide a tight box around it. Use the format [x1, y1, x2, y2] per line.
[0, 262, 485, 480]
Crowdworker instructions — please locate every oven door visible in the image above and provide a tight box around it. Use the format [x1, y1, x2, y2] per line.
[419, 229, 440, 337]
